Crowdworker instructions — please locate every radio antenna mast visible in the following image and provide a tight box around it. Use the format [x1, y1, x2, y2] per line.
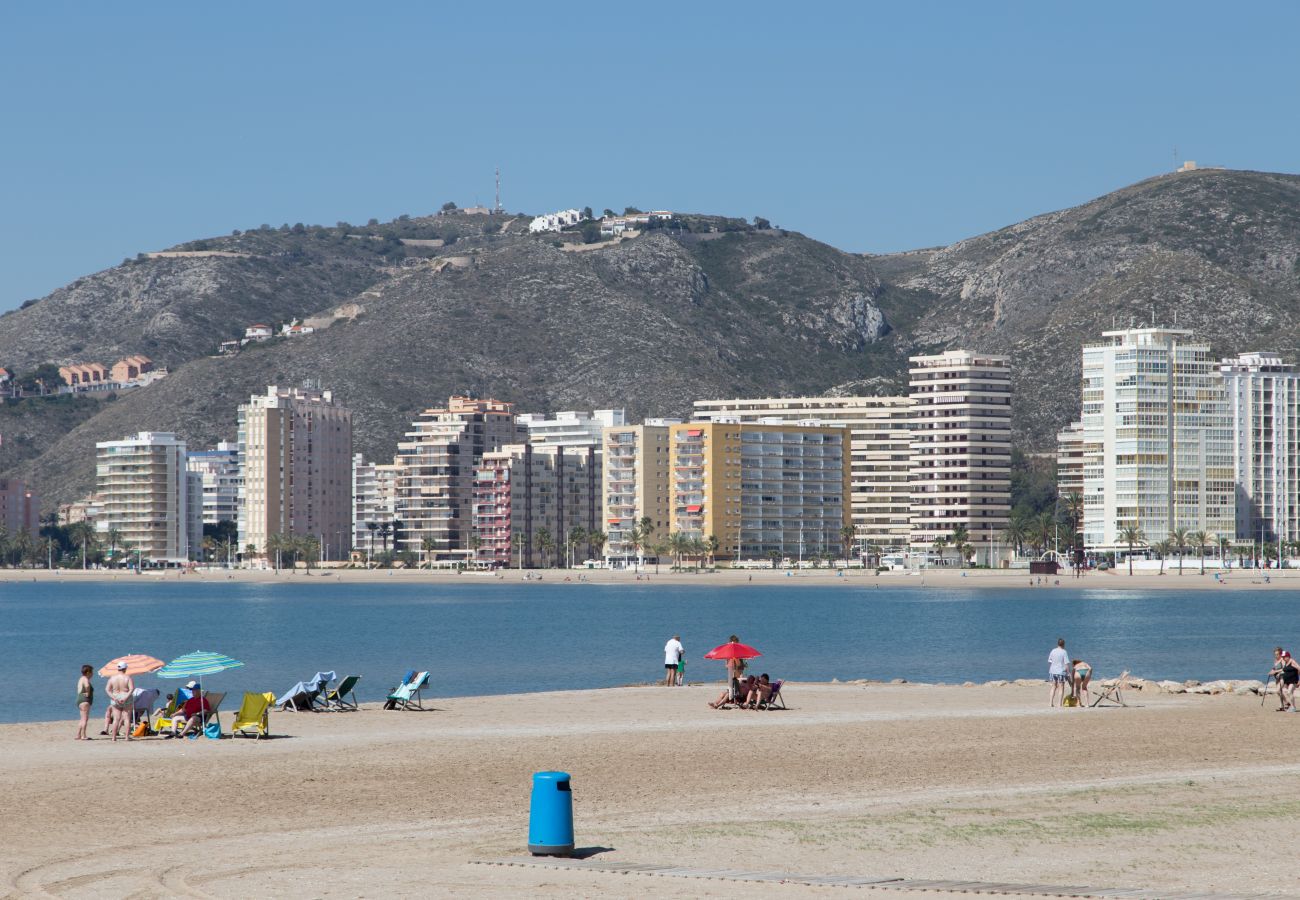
[495, 167, 502, 214]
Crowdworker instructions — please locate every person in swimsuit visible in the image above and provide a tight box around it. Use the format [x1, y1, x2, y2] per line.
[1280, 651, 1300, 711]
[75, 664, 94, 740]
[1071, 659, 1093, 707]
[104, 662, 135, 742]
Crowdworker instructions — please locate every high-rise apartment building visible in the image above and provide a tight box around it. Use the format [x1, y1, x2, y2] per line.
[238, 385, 353, 561]
[1220, 352, 1300, 545]
[395, 397, 526, 555]
[352, 455, 400, 554]
[518, 409, 626, 447]
[601, 419, 678, 563]
[95, 431, 198, 564]
[186, 441, 241, 526]
[473, 443, 601, 567]
[1080, 328, 1234, 551]
[1056, 422, 1085, 499]
[669, 421, 850, 562]
[908, 350, 1012, 557]
[0, 478, 39, 535]
[693, 396, 914, 551]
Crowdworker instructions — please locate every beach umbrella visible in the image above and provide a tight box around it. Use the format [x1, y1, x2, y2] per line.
[157, 652, 244, 737]
[703, 642, 762, 660]
[99, 654, 165, 677]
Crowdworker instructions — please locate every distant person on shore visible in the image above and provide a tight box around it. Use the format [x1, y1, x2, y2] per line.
[664, 635, 684, 686]
[104, 662, 135, 741]
[1267, 647, 1287, 709]
[75, 664, 94, 740]
[1048, 638, 1070, 707]
[1071, 659, 1093, 706]
[1280, 651, 1299, 711]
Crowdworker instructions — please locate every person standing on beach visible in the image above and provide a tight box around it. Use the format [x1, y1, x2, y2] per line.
[664, 635, 684, 686]
[75, 664, 94, 740]
[1048, 638, 1070, 707]
[1266, 648, 1287, 710]
[726, 634, 748, 701]
[104, 662, 135, 742]
[1279, 651, 1300, 711]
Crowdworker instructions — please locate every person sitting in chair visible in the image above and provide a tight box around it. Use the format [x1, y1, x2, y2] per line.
[169, 693, 212, 738]
[709, 675, 754, 709]
[743, 673, 773, 709]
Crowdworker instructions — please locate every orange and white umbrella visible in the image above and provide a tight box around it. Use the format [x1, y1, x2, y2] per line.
[99, 654, 165, 677]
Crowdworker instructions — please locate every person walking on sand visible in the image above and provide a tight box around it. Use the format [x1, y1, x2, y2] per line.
[1279, 650, 1300, 711]
[664, 634, 684, 686]
[104, 662, 135, 742]
[75, 664, 94, 740]
[1266, 647, 1287, 710]
[1048, 638, 1070, 707]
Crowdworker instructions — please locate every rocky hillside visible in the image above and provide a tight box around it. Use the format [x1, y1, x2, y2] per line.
[6, 167, 1300, 505]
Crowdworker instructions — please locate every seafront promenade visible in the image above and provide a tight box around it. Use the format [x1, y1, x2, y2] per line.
[3, 683, 1297, 898]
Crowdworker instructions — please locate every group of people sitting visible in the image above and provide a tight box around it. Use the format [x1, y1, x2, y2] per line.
[708, 672, 776, 709]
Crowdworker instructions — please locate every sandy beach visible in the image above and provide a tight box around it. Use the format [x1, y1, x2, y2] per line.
[4, 682, 1298, 899]
[1, 564, 1291, 591]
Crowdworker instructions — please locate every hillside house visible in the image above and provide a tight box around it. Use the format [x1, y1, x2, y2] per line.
[244, 324, 273, 343]
[0, 367, 10, 385]
[529, 209, 583, 233]
[599, 210, 672, 237]
[109, 354, 153, 383]
[218, 340, 241, 355]
[281, 322, 315, 337]
[58, 362, 108, 387]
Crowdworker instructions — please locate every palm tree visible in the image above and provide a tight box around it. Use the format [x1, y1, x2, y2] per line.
[1263, 542, 1278, 569]
[299, 535, 320, 571]
[949, 525, 971, 568]
[535, 527, 554, 568]
[1169, 527, 1190, 575]
[1152, 539, 1171, 575]
[651, 539, 669, 574]
[366, 521, 379, 566]
[1002, 513, 1029, 557]
[266, 533, 285, 572]
[767, 549, 782, 569]
[1217, 536, 1232, 569]
[104, 526, 124, 566]
[420, 536, 437, 569]
[705, 534, 720, 568]
[629, 516, 654, 572]
[930, 536, 948, 566]
[1033, 512, 1055, 557]
[1117, 525, 1145, 576]
[1190, 530, 1209, 575]
[567, 526, 587, 569]
[467, 534, 482, 567]
[588, 530, 607, 563]
[839, 525, 856, 562]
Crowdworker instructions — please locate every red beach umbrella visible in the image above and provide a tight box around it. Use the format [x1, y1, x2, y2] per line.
[99, 654, 165, 677]
[703, 643, 762, 661]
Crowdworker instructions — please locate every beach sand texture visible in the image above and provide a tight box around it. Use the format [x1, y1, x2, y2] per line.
[3, 683, 1298, 898]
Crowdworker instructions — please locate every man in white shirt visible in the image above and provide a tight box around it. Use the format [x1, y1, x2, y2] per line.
[1048, 638, 1071, 707]
[664, 635, 684, 686]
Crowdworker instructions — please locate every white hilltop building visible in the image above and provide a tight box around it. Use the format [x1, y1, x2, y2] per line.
[529, 209, 583, 233]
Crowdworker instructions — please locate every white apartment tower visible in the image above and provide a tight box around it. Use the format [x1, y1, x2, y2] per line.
[908, 350, 1013, 558]
[1080, 329, 1234, 551]
[95, 431, 199, 564]
[693, 396, 914, 551]
[394, 397, 526, 555]
[1220, 352, 1300, 545]
[352, 454, 400, 554]
[186, 441, 241, 526]
[238, 385, 353, 561]
[517, 409, 626, 447]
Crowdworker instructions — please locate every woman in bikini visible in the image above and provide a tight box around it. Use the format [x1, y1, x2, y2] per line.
[1071, 659, 1093, 707]
[75, 664, 94, 740]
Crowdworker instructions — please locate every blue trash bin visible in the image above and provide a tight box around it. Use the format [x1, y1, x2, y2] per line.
[528, 771, 574, 856]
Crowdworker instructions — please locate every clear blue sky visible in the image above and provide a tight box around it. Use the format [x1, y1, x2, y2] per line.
[3, 2, 1298, 311]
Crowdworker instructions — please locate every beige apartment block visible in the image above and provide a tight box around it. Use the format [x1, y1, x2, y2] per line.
[908, 350, 1012, 559]
[238, 385, 353, 561]
[473, 443, 601, 568]
[693, 396, 913, 551]
[95, 432, 198, 565]
[395, 397, 526, 556]
[601, 420, 678, 564]
[670, 421, 850, 563]
[1080, 329, 1234, 552]
[1056, 421, 1085, 499]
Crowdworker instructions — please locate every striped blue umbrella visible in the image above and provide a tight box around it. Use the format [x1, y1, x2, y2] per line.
[157, 651, 244, 679]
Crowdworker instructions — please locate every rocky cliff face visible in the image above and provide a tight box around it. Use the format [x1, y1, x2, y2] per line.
[6, 168, 1300, 505]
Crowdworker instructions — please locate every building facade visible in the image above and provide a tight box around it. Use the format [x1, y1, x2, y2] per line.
[0, 478, 39, 535]
[601, 420, 678, 563]
[517, 409, 626, 447]
[1080, 329, 1234, 552]
[186, 441, 241, 526]
[473, 443, 601, 568]
[1220, 352, 1300, 545]
[238, 385, 353, 561]
[352, 455, 400, 554]
[94, 432, 198, 564]
[394, 397, 526, 556]
[669, 421, 850, 562]
[1056, 421, 1085, 499]
[908, 350, 1013, 559]
[693, 396, 914, 551]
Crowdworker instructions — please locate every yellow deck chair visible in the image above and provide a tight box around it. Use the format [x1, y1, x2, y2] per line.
[151, 692, 184, 732]
[232, 691, 273, 739]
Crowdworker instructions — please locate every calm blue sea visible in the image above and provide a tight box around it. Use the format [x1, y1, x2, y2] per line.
[1, 579, 1291, 724]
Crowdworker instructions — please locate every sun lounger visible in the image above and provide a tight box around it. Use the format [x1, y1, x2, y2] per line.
[276, 672, 334, 711]
[203, 691, 227, 733]
[325, 675, 361, 711]
[760, 679, 786, 710]
[385, 671, 429, 710]
[232, 691, 273, 739]
[1091, 671, 1129, 708]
